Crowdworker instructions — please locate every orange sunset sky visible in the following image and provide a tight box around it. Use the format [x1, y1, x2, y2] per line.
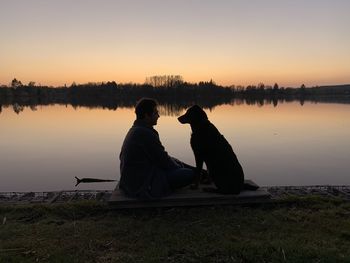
[1, 0, 349, 87]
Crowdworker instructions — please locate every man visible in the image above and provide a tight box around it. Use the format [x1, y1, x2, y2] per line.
[119, 98, 194, 199]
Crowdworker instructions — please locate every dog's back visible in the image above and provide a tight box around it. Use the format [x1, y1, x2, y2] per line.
[178, 105, 245, 194]
[190, 120, 244, 194]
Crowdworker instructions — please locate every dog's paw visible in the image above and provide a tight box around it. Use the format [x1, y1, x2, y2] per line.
[200, 170, 212, 185]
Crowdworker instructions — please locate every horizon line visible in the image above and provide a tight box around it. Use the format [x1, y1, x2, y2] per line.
[2, 77, 350, 89]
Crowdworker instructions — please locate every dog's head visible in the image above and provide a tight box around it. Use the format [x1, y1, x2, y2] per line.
[178, 105, 208, 124]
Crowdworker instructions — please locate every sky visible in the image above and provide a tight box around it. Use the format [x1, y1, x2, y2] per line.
[0, 0, 349, 87]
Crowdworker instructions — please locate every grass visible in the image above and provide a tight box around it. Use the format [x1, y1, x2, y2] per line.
[0, 196, 350, 262]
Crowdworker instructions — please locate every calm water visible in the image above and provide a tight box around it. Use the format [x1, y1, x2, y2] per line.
[1, 102, 350, 192]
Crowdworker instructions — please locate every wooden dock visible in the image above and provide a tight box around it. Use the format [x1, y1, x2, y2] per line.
[108, 180, 271, 209]
[1, 184, 350, 205]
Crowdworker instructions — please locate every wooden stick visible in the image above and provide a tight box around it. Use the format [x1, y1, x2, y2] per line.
[75, 177, 116, 187]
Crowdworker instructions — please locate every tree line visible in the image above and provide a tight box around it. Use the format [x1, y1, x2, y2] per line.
[0, 76, 349, 115]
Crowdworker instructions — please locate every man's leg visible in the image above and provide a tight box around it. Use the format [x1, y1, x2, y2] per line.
[171, 157, 208, 172]
[171, 157, 211, 184]
[171, 157, 195, 170]
[166, 168, 194, 190]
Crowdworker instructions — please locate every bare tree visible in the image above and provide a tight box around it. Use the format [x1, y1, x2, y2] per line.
[145, 75, 183, 88]
[11, 78, 23, 88]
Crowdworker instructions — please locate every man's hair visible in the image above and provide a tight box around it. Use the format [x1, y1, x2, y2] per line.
[135, 98, 158, 119]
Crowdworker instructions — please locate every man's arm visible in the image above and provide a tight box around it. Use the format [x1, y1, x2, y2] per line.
[140, 129, 180, 170]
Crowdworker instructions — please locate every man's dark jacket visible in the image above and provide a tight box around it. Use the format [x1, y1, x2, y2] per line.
[119, 120, 180, 199]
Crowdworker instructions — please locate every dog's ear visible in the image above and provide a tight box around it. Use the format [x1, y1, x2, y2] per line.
[191, 105, 208, 121]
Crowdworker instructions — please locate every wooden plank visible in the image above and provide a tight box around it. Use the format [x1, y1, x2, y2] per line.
[108, 180, 270, 209]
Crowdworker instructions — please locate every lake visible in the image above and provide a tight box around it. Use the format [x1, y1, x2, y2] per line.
[1, 101, 350, 192]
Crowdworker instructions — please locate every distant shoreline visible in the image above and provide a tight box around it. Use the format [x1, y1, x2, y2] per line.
[1, 82, 350, 114]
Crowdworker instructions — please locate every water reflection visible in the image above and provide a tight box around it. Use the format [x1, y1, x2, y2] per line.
[0, 101, 350, 191]
[1, 96, 349, 116]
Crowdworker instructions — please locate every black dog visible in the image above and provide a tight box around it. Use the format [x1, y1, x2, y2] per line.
[178, 105, 251, 194]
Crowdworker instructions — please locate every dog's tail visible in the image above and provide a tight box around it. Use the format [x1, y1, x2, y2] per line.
[243, 181, 259, 191]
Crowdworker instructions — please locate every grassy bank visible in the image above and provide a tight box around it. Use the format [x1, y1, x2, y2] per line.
[1, 196, 350, 262]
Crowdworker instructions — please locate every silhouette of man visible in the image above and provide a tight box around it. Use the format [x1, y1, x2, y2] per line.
[119, 98, 194, 199]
